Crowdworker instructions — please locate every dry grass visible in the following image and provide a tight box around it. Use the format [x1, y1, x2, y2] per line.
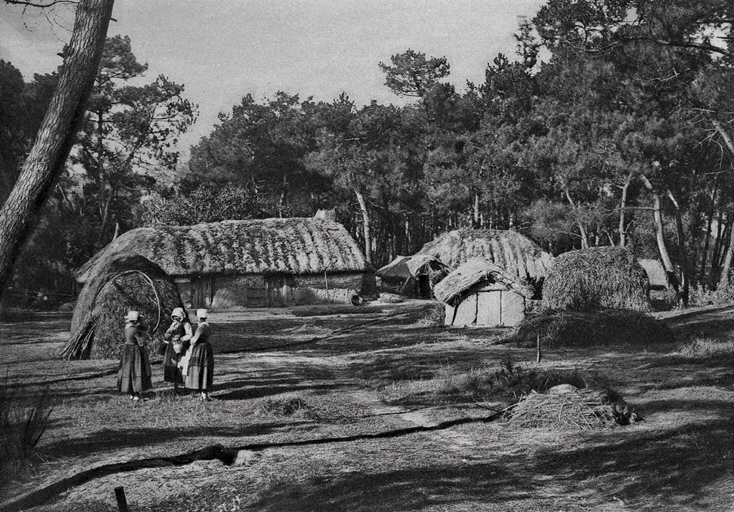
[676, 337, 734, 358]
[0, 384, 54, 479]
[380, 359, 594, 406]
[543, 246, 650, 312]
[503, 309, 674, 347]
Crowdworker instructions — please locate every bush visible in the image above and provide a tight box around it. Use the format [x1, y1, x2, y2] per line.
[0, 384, 54, 477]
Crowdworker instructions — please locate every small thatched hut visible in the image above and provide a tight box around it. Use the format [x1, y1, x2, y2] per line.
[415, 229, 554, 289]
[75, 217, 375, 308]
[543, 247, 650, 312]
[63, 255, 185, 360]
[434, 257, 534, 327]
[376, 254, 451, 298]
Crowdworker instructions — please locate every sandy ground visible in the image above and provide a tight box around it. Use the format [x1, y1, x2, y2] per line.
[1, 302, 733, 511]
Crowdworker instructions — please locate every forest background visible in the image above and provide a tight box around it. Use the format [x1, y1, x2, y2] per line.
[1, 0, 733, 308]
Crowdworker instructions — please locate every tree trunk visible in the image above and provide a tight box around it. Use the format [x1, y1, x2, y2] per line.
[712, 119, 734, 157]
[619, 172, 633, 247]
[472, 192, 480, 229]
[641, 174, 678, 291]
[666, 189, 689, 306]
[564, 187, 589, 249]
[700, 183, 718, 282]
[354, 189, 372, 264]
[0, 0, 115, 298]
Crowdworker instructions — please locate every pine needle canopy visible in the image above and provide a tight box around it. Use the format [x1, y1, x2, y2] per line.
[64, 255, 185, 360]
[76, 218, 369, 283]
[542, 247, 651, 312]
[415, 228, 553, 282]
[434, 257, 534, 304]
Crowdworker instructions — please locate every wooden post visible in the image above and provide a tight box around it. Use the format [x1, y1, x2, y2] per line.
[536, 333, 542, 364]
[114, 486, 129, 512]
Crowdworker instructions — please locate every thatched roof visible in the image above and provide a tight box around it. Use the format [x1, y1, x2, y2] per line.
[434, 257, 534, 304]
[542, 246, 650, 312]
[415, 229, 553, 282]
[76, 218, 369, 283]
[376, 254, 450, 280]
[64, 255, 185, 360]
[638, 259, 669, 289]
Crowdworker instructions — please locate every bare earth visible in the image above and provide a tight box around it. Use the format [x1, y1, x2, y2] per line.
[1, 302, 733, 511]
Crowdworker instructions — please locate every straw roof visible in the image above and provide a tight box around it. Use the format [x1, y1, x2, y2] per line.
[76, 218, 369, 283]
[64, 255, 184, 360]
[376, 254, 449, 280]
[638, 259, 669, 289]
[415, 229, 553, 281]
[434, 257, 534, 304]
[542, 246, 650, 312]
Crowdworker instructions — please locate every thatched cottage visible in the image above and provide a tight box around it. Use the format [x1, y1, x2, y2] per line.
[415, 228, 554, 289]
[543, 247, 650, 312]
[76, 217, 375, 308]
[434, 257, 534, 327]
[376, 254, 451, 299]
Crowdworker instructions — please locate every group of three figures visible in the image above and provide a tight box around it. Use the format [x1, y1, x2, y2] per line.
[116, 307, 214, 402]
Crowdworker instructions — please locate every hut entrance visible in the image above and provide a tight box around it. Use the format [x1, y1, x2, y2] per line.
[418, 275, 431, 299]
[191, 276, 213, 308]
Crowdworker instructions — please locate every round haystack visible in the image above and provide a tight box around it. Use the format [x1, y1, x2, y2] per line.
[63, 255, 185, 360]
[543, 246, 650, 312]
[506, 387, 639, 430]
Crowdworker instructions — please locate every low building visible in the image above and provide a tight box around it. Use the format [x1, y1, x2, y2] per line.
[376, 254, 451, 299]
[76, 217, 375, 308]
[433, 258, 534, 327]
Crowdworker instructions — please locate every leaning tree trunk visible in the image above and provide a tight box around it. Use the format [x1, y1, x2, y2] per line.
[0, 0, 115, 299]
[354, 189, 372, 264]
[641, 174, 678, 292]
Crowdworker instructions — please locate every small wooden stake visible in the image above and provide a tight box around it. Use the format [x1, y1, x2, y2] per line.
[536, 333, 542, 364]
[115, 486, 129, 512]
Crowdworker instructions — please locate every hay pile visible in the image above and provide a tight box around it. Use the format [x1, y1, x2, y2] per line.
[503, 309, 673, 347]
[543, 246, 650, 312]
[63, 255, 185, 360]
[506, 386, 639, 430]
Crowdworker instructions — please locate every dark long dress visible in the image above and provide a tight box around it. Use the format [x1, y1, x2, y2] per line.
[117, 323, 153, 394]
[185, 322, 214, 391]
[163, 321, 192, 384]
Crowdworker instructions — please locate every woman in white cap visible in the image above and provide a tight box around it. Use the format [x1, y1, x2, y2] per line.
[184, 309, 214, 401]
[162, 307, 192, 394]
[117, 311, 153, 401]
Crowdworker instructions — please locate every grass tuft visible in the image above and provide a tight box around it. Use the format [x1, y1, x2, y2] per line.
[0, 383, 54, 479]
[677, 337, 734, 358]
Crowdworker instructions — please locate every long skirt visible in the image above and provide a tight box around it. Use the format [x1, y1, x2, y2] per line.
[117, 344, 153, 394]
[163, 341, 184, 384]
[185, 342, 214, 391]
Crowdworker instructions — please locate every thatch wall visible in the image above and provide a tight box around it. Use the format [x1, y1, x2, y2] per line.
[76, 217, 370, 283]
[542, 247, 650, 312]
[63, 255, 185, 360]
[415, 228, 553, 282]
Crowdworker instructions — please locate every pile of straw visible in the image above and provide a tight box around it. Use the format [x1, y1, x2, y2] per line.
[63, 255, 185, 360]
[503, 309, 673, 347]
[543, 246, 650, 312]
[506, 387, 638, 430]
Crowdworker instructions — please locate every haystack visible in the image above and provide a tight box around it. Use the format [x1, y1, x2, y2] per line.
[543, 246, 650, 312]
[415, 228, 554, 284]
[63, 255, 185, 360]
[506, 386, 639, 430]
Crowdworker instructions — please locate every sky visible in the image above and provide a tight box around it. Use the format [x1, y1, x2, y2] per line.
[0, 0, 545, 152]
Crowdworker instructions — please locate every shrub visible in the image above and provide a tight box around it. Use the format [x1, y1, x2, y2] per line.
[0, 384, 54, 477]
